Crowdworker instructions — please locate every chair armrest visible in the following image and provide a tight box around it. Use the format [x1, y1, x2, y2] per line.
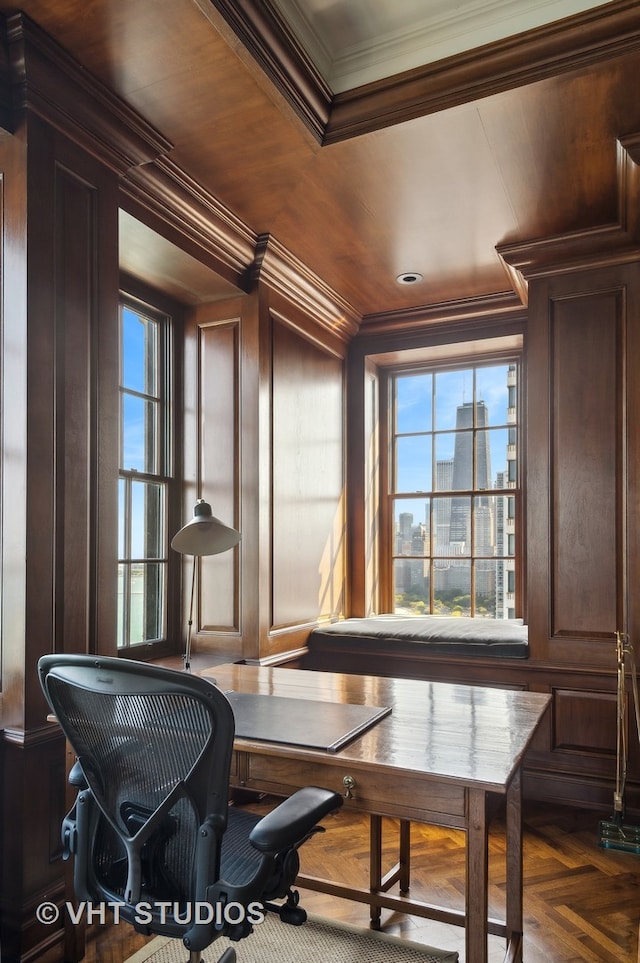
[249, 786, 342, 853]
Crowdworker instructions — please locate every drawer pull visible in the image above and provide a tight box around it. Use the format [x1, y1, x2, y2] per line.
[343, 775, 356, 799]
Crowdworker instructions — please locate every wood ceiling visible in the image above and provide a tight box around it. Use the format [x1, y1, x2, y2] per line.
[4, 0, 640, 322]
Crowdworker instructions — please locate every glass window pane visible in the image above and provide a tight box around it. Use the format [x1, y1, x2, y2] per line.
[122, 307, 158, 396]
[474, 495, 495, 557]
[450, 431, 473, 490]
[434, 369, 469, 430]
[129, 562, 145, 644]
[475, 365, 510, 426]
[474, 560, 497, 616]
[393, 558, 429, 615]
[433, 562, 471, 615]
[131, 481, 164, 559]
[480, 428, 508, 487]
[117, 563, 126, 648]
[448, 495, 471, 552]
[396, 373, 432, 433]
[434, 435, 455, 489]
[138, 562, 165, 643]
[394, 498, 431, 556]
[122, 395, 158, 472]
[395, 435, 431, 492]
[118, 479, 126, 558]
[432, 495, 452, 554]
[120, 560, 166, 647]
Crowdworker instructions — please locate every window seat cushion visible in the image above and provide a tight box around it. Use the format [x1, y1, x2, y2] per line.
[308, 615, 528, 659]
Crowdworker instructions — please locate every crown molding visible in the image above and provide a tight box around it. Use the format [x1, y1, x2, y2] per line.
[121, 166, 361, 340]
[356, 291, 527, 340]
[327, 0, 640, 143]
[121, 156, 258, 290]
[497, 135, 640, 285]
[252, 233, 360, 342]
[197, 1, 640, 145]
[0, 17, 12, 133]
[194, 0, 331, 143]
[4, 12, 171, 172]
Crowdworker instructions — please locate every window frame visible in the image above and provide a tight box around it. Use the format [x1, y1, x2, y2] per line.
[117, 285, 182, 659]
[380, 350, 522, 619]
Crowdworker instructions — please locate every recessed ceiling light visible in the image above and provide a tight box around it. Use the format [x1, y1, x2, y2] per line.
[396, 272, 423, 284]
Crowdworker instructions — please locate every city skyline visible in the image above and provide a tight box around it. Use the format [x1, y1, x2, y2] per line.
[393, 363, 517, 619]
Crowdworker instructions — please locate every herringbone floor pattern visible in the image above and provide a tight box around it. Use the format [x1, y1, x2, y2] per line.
[82, 800, 640, 963]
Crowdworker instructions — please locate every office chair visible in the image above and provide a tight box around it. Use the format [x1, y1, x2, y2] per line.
[38, 654, 343, 963]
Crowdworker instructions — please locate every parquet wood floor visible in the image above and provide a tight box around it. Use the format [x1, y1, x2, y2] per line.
[81, 800, 640, 963]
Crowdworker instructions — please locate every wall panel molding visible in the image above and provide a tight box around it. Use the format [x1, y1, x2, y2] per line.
[549, 288, 622, 641]
[194, 317, 242, 636]
[526, 260, 640, 667]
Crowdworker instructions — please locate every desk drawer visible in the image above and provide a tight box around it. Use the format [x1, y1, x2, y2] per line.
[234, 751, 466, 823]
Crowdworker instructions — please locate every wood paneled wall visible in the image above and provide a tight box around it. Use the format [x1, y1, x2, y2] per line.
[0, 115, 120, 960]
[184, 285, 348, 666]
[0, 17, 163, 961]
[526, 266, 639, 665]
[271, 317, 345, 630]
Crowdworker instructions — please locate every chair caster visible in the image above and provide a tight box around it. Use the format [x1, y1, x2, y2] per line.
[278, 889, 307, 926]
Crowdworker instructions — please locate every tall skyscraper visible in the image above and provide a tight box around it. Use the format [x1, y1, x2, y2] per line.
[449, 401, 491, 546]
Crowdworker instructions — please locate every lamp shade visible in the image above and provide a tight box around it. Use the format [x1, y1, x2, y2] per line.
[171, 499, 241, 556]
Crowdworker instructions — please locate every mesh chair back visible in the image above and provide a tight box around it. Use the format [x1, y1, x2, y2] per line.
[39, 655, 235, 917]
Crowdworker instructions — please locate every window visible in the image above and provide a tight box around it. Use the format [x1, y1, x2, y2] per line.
[118, 297, 175, 652]
[388, 360, 519, 618]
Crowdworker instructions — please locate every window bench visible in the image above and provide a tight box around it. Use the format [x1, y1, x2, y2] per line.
[307, 615, 529, 660]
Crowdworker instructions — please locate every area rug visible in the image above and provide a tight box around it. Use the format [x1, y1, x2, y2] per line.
[124, 912, 459, 963]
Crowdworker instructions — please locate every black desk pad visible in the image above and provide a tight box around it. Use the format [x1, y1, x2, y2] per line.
[225, 691, 392, 752]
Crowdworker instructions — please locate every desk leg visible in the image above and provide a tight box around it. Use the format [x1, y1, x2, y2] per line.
[369, 816, 412, 928]
[370, 815, 383, 928]
[505, 768, 523, 956]
[466, 788, 489, 963]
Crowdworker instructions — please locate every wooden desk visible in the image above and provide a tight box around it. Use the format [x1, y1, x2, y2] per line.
[202, 663, 550, 963]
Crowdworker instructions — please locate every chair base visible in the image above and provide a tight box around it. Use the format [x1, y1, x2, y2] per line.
[185, 948, 236, 962]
